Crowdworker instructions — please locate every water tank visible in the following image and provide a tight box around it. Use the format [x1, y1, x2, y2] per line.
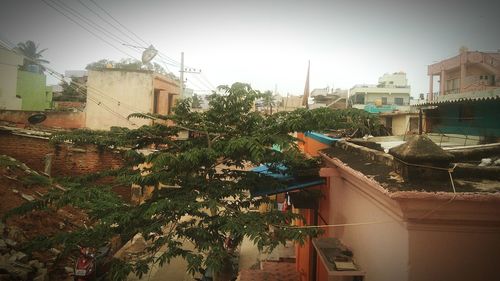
[26, 64, 41, 73]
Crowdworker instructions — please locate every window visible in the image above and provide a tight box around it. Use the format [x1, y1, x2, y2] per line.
[381, 97, 387, 105]
[394, 97, 404, 105]
[354, 94, 365, 104]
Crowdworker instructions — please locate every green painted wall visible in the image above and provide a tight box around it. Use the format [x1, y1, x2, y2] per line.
[426, 100, 500, 137]
[16, 70, 53, 110]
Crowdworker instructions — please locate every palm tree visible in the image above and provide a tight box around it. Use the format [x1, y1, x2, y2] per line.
[15, 40, 49, 72]
[262, 90, 276, 115]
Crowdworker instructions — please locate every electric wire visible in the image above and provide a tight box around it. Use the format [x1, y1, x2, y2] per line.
[77, 0, 145, 48]
[88, 0, 149, 46]
[189, 73, 215, 91]
[49, 0, 135, 49]
[45, 70, 137, 126]
[0, 40, 144, 124]
[40, 0, 138, 59]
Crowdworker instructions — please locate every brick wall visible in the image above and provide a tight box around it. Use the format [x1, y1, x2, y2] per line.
[0, 130, 124, 176]
[0, 110, 85, 129]
[53, 101, 85, 110]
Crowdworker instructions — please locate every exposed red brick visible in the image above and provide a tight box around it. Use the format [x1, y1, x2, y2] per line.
[0, 131, 123, 176]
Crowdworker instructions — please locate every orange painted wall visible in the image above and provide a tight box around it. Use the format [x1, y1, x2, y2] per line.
[294, 183, 331, 281]
[297, 132, 332, 156]
[304, 137, 330, 156]
[296, 208, 314, 281]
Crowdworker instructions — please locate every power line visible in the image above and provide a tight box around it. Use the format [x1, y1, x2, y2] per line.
[0, 39, 146, 120]
[50, 0, 134, 48]
[189, 73, 215, 92]
[200, 73, 217, 89]
[45, 70, 138, 126]
[88, 0, 149, 46]
[76, 0, 145, 48]
[40, 0, 137, 59]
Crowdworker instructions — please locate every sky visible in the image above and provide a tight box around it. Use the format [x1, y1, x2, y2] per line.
[1, 0, 499, 98]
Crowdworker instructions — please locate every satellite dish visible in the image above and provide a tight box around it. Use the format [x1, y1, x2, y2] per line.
[142, 45, 158, 64]
[28, 113, 47, 124]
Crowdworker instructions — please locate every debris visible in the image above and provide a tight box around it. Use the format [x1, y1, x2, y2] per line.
[33, 267, 48, 281]
[49, 248, 61, 256]
[4, 239, 17, 248]
[479, 158, 492, 166]
[8, 251, 28, 263]
[12, 189, 19, 194]
[389, 171, 404, 183]
[21, 194, 35, 202]
[64, 266, 74, 274]
[28, 259, 44, 270]
[53, 184, 67, 192]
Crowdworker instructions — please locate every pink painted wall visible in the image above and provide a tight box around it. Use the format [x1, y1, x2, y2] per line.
[321, 155, 500, 281]
[327, 172, 409, 281]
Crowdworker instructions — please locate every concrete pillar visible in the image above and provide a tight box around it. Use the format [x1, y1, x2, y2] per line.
[440, 69, 446, 96]
[43, 153, 53, 176]
[460, 63, 466, 92]
[428, 75, 434, 101]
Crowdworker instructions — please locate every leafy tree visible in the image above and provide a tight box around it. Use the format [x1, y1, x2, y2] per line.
[10, 83, 382, 280]
[15, 40, 49, 73]
[261, 90, 276, 114]
[53, 77, 86, 102]
[191, 94, 202, 109]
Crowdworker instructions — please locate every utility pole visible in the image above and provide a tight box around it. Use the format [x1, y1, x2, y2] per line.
[180, 52, 184, 98]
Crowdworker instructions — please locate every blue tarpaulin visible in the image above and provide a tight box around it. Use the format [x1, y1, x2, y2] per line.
[250, 164, 325, 197]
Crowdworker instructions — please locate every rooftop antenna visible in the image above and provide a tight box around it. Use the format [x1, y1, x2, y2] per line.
[141, 45, 158, 64]
[122, 44, 158, 64]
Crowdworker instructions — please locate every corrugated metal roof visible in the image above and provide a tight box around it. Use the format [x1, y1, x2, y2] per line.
[414, 88, 500, 106]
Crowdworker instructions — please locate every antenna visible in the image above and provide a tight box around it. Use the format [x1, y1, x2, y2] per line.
[141, 45, 158, 64]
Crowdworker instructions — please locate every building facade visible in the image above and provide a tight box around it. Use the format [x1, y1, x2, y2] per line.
[349, 72, 411, 113]
[293, 133, 500, 281]
[0, 47, 53, 111]
[85, 69, 180, 130]
[420, 49, 500, 138]
[428, 48, 500, 100]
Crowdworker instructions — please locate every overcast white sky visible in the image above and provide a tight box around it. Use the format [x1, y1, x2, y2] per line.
[1, 0, 499, 97]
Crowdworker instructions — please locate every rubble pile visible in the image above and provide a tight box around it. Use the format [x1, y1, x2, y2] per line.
[0, 155, 89, 280]
[0, 221, 48, 281]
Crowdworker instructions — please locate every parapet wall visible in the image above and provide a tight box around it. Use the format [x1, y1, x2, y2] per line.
[0, 110, 85, 129]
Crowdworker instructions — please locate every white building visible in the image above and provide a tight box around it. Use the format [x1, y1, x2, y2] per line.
[0, 47, 23, 110]
[349, 72, 411, 113]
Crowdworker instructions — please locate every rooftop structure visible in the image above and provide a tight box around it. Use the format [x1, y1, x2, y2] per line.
[282, 132, 500, 281]
[417, 49, 500, 139]
[85, 68, 180, 130]
[349, 72, 411, 113]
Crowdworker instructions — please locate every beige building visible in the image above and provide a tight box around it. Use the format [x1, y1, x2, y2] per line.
[428, 48, 500, 99]
[86, 69, 180, 130]
[274, 95, 304, 112]
[0, 47, 23, 110]
[380, 111, 419, 135]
